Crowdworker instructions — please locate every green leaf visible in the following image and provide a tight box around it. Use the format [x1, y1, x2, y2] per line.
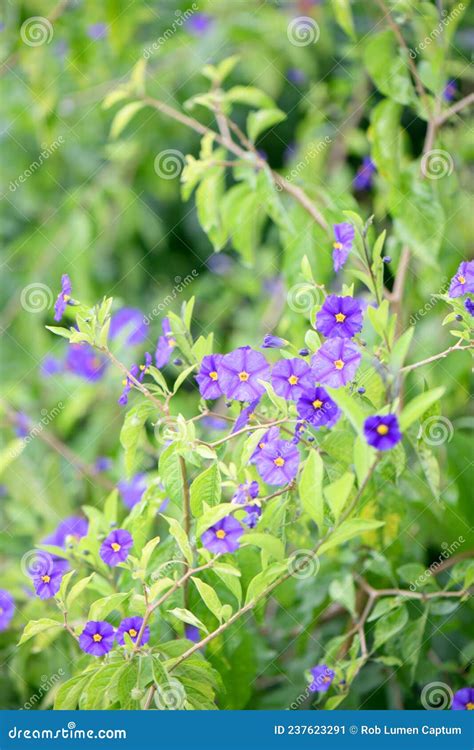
[140, 535, 161, 572]
[247, 108, 286, 142]
[54, 675, 90, 710]
[192, 577, 224, 622]
[110, 101, 144, 139]
[163, 516, 193, 566]
[318, 519, 384, 555]
[88, 592, 130, 621]
[329, 574, 356, 617]
[120, 402, 155, 477]
[244, 563, 287, 606]
[18, 618, 62, 645]
[369, 99, 402, 182]
[331, 0, 355, 38]
[240, 532, 285, 562]
[324, 472, 355, 522]
[353, 436, 376, 487]
[367, 597, 402, 623]
[298, 451, 324, 528]
[390, 327, 415, 370]
[159, 443, 184, 508]
[326, 387, 365, 434]
[364, 30, 415, 105]
[190, 463, 221, 517]
[196, 503, 237, 538]
[373, 605, 408, 650]
[225, 86, 275, 109]
[399, 387, 445, 430]
[66, 573, 95, 609]
[168, 607, 209, 634]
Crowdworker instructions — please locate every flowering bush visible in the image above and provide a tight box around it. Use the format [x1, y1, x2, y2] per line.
[1, 0, 473, 712]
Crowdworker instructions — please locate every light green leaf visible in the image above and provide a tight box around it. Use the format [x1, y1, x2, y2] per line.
[399, 387, 445, 430]
[18, 618, 62, 646]
[190, 463, 221, 517]
[88, 592, 130, 621]
[168, 608, 209, 634]
[299, 451, 324, 528]
[110, 102, 144, 139]
[192, 577, 224, 622]
[324, 472, 355, 522]
[247, 108, 285, 142]
[163, 516, 193, 566]
[319, 519, 384, 555]
[66, 573, 95, 609]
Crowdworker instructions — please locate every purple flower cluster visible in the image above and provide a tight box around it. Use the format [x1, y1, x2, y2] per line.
[79, 615, 149, 656]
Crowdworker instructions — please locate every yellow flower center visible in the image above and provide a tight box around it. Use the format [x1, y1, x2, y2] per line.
[288, 375, 299, 385]
[111, 542, 121, 552]
[335, 313, 346, 323]
[129, 628, 138, 638]
[376, 424, 389, 435]
[63, 294, 71, 302]
[274, 457, 285, 467]
[41, 575, 50, 583]
[334, 359, 345, 370]
[139, 364, 146, 371]
[216, 529, 226, 539]
[168, 338, 176, 347]
[209, 371, 219, 381]
[333, 241, 342, 250]
[93, 634, 103, 642]
[466, 702, 474, 710]
[122, 379, 128, 386]
[457, 275, 466, 284]
[238, 371, 249, 381]
[92, 358, 101, 368]
[312, 399, 323, 409]
[322, 676, 331, 683]
[258, 442, 265, 449]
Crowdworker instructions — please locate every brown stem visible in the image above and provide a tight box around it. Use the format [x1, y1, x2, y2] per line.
[400, 340, 472, 373]
[99, 346, 164, 411]
[436, 93, 474, 126]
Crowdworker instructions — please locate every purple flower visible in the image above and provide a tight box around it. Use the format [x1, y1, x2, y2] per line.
[110, 308, 148, 346]
[443, 79, 457, 102]
[364, 414, 402, 451]
[201, 516, 244, 554]
[79, 620, 115, 656]
[231, 480, 260, 505]
[0, 590, 15, 631]
[449, 261, 474, 297]
[297, 387, 341, 429]
[196, 354, 224, 399]
[218, 347, 270, 401]
[65, 344, 107, 381]
[451, 687, 474, 710]
[31, 561, 63, 599]
[271, 358, 313, 401]
[43, 516, 88, 548]
[41, 355, 63, 376]
[100, 529, 133, 567]
[185, 624, 201, 642]
[155, 318, 175, 368]
[241, 504, 262, 529]
[287, 67, 307, 85]
[94, 456, 112, 473]
[54, 274, 72, 321]
[249, 426, 281, 464]
[232, 398, 260, 433]
[255, 438, 299, 486]
[465, 298, 474, 316]
[14, 412, 30, 438]
[262, 334, 287, 349]
[116, 616, 149, 646]
[353, 156, 376, 191]
[316, 296, 363, 339]
[118, 473, 147, 509]
[185, 13, 213, 35]
[311, 339, 361, 388]
[308, 665, 335, 693]
[87, 23, 107, 40]
[332, 223, 355, 272]
[118, 353, 152, 406]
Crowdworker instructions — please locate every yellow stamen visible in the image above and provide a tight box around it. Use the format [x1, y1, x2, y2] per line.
[334, 359, 345, 370]
[238, 371, 249, 382]
[168, 338, 176, 347]
[216, 529, 226, 539]
[274, 457, 285, 467]
[377, 424, 389, 435]
[63, 294, 71, 302]
[129, 628, 138, 638]
[41, 575, 50, 583]
[288, 375, 299, 385]
[122, 379, 128, 386]
[312, 399, 323, 409]
[322, 676, 331, 684]
[466, 702, 474, 710]
[333, 241, 342, 250]
[111, 542, 121, 552]
[258, 442, 265, 450]
[209, 371, 218, 381]
[457, 275, 466, 284]
[139, 365, 146, 371]
[93, 634, 103, 642]
[335, 313, 346, 323]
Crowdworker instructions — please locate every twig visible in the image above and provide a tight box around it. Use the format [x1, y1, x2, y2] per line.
[436, 92, 474, 126]
[98, 346, 164, 411]
[400, 340, 472, 373]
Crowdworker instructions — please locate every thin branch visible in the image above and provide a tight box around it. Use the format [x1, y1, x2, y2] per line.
[98, 346, 164, 411]
[436, 92, 474, 126]
[400, 340, 472, 373]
